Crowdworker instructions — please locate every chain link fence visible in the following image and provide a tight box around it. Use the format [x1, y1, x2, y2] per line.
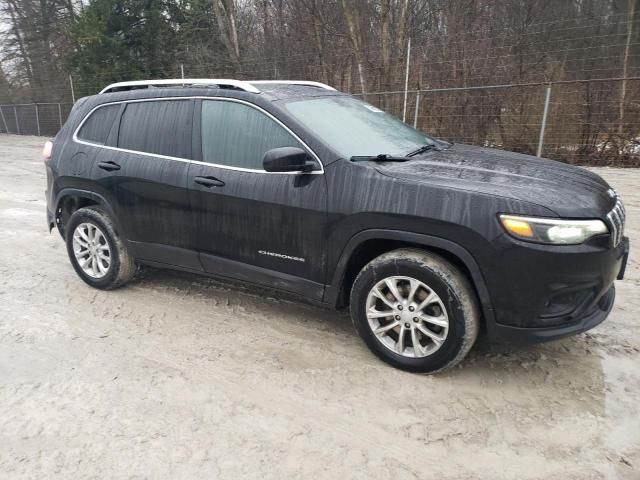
[2, 78, 639, 166]
[359, 78, 640, 166]
[0, 102, 73, 137]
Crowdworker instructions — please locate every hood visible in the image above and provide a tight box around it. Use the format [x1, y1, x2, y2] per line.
[375, 143, 615, 218]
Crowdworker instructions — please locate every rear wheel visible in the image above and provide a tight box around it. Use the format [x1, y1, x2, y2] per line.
[65, 206, 136, 290]
[350, 249, 479, 373]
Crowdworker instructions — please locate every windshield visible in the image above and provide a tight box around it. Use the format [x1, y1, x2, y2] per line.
[283, 96, 435, 158]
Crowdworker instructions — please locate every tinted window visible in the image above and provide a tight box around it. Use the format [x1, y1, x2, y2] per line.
[77, 104, 120, 145]
[284, 96, 435, 158]
[201, 100, 301, 170]
[118, 100, 192, 158]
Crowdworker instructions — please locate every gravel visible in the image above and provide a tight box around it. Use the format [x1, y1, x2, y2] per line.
[1, 134, 638, 479]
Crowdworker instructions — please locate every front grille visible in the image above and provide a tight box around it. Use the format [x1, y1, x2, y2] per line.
[606, 197, 626, 247]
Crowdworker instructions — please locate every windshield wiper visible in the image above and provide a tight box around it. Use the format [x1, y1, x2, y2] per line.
[406, 144, 439, 157]
[350, 154, 410, 163]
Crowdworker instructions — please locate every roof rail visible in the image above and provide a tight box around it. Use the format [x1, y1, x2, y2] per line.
[99, 79, 261, 94]
[250, 80, 336, 91]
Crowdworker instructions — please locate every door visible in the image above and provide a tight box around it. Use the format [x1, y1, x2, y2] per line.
[91, 98, 199, 269]
[188, 98, 328, 299]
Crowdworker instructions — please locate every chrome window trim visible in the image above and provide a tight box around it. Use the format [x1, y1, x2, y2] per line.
[72, 96, 324, 175]
[74, 103, 121, 147]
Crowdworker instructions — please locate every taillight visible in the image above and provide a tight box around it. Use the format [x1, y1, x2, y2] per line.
[42, 140, 53, 160]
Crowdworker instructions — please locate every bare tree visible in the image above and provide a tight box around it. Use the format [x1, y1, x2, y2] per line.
[1, 0, 639, 165]
[213, 0, 242, 72]
[341, 0, 367, 96]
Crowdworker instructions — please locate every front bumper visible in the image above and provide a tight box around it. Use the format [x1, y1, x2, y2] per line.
[488, 285, 615, 344]
[484, 235, 629, 344]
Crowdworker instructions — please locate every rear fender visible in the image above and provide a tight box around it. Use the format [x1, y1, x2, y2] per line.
[53, 188, 125, 239]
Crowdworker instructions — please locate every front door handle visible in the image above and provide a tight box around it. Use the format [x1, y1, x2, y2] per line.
[194, 176, 225, 188]
[97, 160, 121, 172]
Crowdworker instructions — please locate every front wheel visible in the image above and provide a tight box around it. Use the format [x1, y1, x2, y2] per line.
[350, 249, 480, 373]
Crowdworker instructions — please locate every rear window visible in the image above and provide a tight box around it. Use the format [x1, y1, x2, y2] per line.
[77, 104, 120, 145]
[118, 100, 192, 158]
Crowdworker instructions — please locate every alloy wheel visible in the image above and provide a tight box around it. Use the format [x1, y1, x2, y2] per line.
[72, 222, 111, 279]
[365, 276, 449, 358]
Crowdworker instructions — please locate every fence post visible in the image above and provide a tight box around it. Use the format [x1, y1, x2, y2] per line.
[537, 84, 552, 157]
[35, 104, 41, 136]
[0, 106, 9, 133]
[58, 103, 63, 129]
[14, 106, 20, 135]
[413, 91, 420, 128]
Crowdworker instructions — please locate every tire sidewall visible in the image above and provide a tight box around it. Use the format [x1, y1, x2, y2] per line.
[65, 208, 122, 289]
[351, 256, 471, 373]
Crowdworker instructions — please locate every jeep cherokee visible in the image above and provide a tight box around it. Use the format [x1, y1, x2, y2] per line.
[43, 79, 629, 373]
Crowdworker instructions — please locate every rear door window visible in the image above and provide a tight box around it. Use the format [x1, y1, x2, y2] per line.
[77, 104, 120, 145]
[118, 100, 193, 158]
[200, 99, 301, 170]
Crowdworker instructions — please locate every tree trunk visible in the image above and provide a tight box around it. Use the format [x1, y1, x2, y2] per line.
[213, 0, 242, 74]
[380, 0, 391, 93]
[341, 0, 366, 97]
[395, 0, 410, 85]
[5, 0, 34, 87]
[310, 0, 329, 84]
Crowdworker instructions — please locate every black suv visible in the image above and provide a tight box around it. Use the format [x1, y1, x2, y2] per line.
[44, 79, 629, 373]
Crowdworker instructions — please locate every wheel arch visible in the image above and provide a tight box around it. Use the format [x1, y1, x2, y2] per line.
[53, 189, 124, 240]
[325, 230, 495, 326]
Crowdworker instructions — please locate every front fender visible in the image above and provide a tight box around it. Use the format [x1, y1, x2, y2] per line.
[324, 229, 495, 327]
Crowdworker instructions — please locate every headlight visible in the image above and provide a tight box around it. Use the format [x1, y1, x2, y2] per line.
[499, 214, 608, 245]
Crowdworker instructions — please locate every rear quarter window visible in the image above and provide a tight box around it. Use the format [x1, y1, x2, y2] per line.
[76, 104, 120, 145]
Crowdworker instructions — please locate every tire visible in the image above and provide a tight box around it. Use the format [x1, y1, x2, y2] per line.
[350, 248, 479, 374]
[65, 206, 136, 290]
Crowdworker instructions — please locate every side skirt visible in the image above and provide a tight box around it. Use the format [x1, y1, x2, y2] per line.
[199, 252, 325, 302]
[129, 240, 326, 303]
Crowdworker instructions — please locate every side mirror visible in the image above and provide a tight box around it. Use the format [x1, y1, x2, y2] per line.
[263, 147, 316, 173]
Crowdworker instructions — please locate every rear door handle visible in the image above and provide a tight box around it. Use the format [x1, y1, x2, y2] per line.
[194, 176, 225, 188]
[97, 161, 121, 172]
